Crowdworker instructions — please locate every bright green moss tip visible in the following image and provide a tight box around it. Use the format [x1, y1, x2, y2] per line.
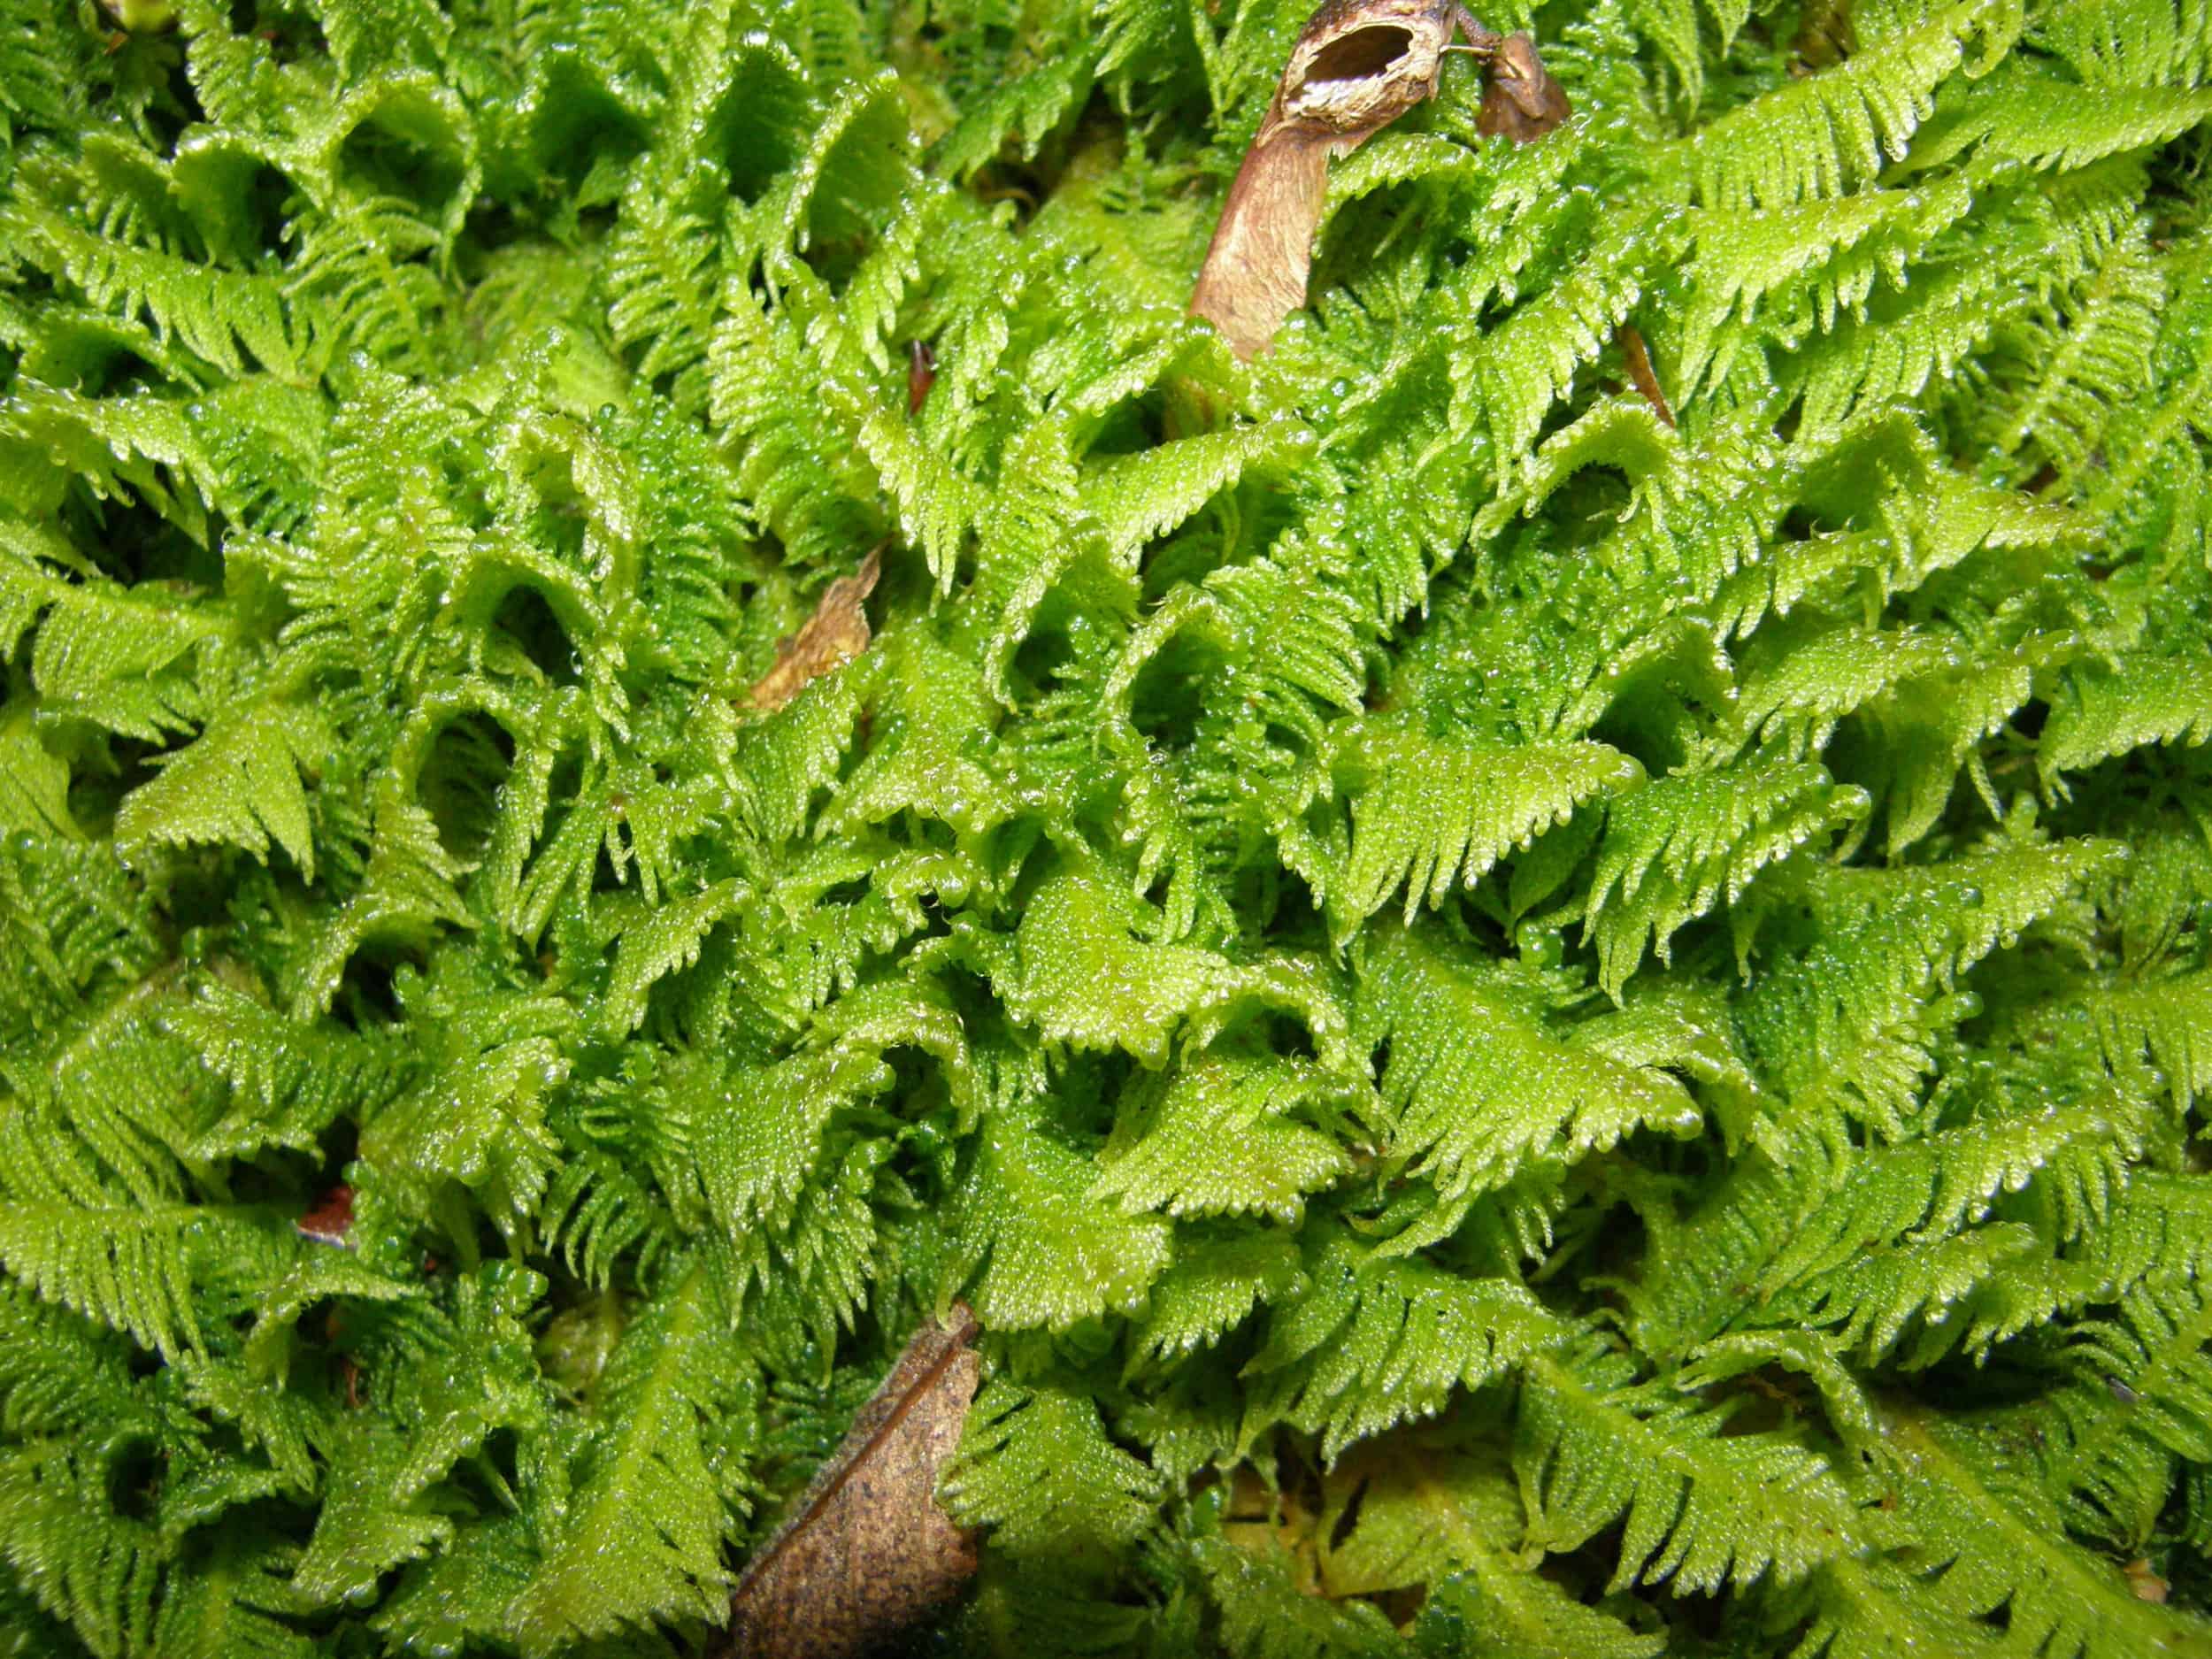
[1, 0, 2211, 1655]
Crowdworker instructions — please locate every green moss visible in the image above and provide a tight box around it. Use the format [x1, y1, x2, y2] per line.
[2, 0, 2211, 1652]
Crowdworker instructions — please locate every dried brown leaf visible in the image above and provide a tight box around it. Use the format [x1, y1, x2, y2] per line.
[746, 547, 883, 713]
[1793, 0, 1855, 71]
[2126, 1558, 2172, 1605]
[720, 1304, 984, 1659]
[1619, 322, 1677, 427]
[907, 341, 938, 417]
[1190, 3, 1571, 358]
[1474, 30, 1572, 143]
[1191, 0, 1460, 358]
[296, 1182, 356, 1247]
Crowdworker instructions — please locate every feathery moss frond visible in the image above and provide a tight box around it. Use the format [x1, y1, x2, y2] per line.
[1515, 1336, 1877, 1594]
[7, 0, 2212, 1649]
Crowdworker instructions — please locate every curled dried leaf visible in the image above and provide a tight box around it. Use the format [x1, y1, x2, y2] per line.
[1190, 2, 1571, 358]
[2125, 1558, 2171, 1605]
[746, 547, 883, 713]
[720, 1304, 984, 1659]
[1191, 0, 1461, 359]
[1793, 0, 1855, 71]
[1475, 30, 1573, 142]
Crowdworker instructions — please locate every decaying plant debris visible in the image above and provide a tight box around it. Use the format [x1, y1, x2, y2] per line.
[746, 546, 884, 712]
[1189, 0, 1571, 357]
[7, 0, 2212, 1654]
[722, 1306, 983, 1659]
[1473, 28, 1572, 142]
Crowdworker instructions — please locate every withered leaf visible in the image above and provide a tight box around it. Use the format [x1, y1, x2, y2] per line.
[907, 340, 938, 417]
[1475, 29, 1573, 143]
[1619, 321, 1677, 427]
[2125, 1557, 2172, 1605]
[720, 1303, 983, 1659]
[1192, 0, 1461, 359]
[1793, 0, 1855, 71]
[296, 1181, 356, 1247]
[746, 547, 883, 714]
[1190, 2, 1571, 358]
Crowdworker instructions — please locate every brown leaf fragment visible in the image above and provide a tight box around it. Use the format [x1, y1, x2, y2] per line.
[296, 1182, 355, 1247]
[907, 340, 938, 417]
[1191, 0, 1461, 359]
[746, 547, 883, 714]
[1475, 29, 1572, 143]
[1793, 0, 1855, 72]
[2125, 1557, 2171, 1604]
[1618, 322, 1676, 427]
[1190, 2, 1570, 358]
[720, 1303, 984, 1659]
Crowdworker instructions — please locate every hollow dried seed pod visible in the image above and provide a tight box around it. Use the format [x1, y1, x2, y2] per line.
[1189, 0, 1467, 359]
